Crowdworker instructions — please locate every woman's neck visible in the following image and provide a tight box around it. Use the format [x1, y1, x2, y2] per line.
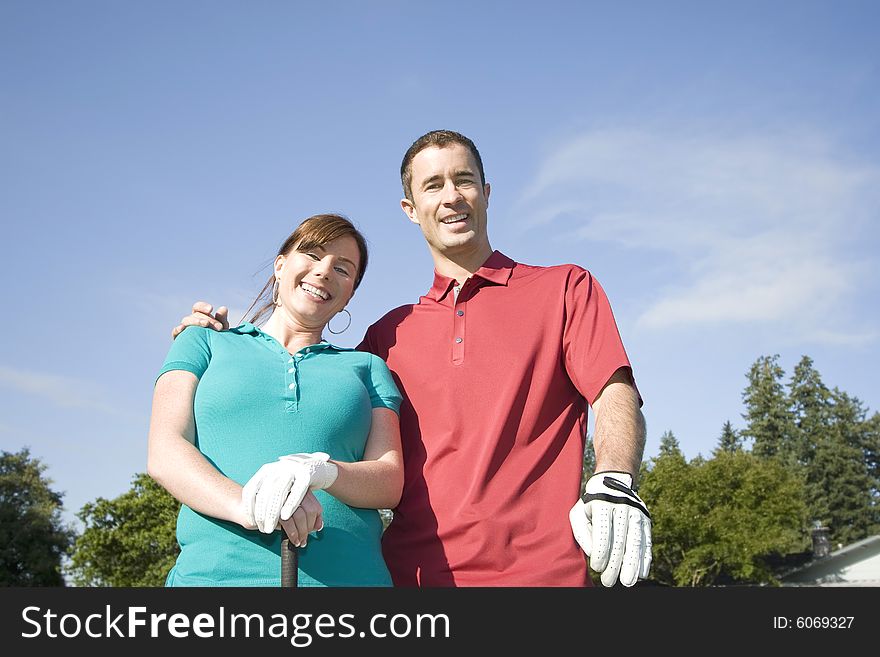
[261, 310, 324, 354]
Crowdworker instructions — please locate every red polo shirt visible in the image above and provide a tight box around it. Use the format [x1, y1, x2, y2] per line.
[359, 251, 637, 586]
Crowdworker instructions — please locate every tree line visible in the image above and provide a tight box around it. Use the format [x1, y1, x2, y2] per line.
[3, 355, 878, 586]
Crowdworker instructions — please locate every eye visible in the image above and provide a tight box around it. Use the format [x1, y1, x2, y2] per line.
[457, 178, 475, 187]
[334, 266, 351, 276]
[305, 252, 320, 261]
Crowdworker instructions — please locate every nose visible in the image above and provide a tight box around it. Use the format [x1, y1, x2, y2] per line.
[312, 256, 333, 278]
[440, 180, 463, 205]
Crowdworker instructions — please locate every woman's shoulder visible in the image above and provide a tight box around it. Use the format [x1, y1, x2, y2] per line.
[173, 324, 214, 345]
[175, 325, 258, 354]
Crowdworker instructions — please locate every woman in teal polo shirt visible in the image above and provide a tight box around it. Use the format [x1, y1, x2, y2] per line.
[147, 214, 403, 586]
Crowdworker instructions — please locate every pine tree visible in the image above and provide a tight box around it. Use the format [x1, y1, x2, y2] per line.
[714, 420, 742, 455]
[741, 355, 795, 459]
[816, 390, 875, 545]
[787, 356, 831, 526]
[864, 412, 880, 535]
[788, 356, 831, 465]
[658, 430, 684, 459]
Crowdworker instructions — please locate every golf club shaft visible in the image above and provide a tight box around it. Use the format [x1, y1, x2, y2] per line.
[281, 537, 298, 587]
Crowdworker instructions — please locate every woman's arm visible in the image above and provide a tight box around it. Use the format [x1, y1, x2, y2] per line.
[325, 407, 403, 509]
[147, 370, 254, 528]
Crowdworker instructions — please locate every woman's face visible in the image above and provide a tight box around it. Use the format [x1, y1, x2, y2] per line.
[273, 235, 361, 330]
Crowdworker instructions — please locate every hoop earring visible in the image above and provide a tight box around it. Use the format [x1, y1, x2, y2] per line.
[327, 308, 352, 334]
[271, 279, 280, 305]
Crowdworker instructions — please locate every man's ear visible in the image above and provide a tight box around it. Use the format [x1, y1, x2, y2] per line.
[401, 198, 419, 225]
[484, 182, 491, 206]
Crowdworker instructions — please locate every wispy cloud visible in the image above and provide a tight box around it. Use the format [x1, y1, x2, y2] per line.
[516, 128, 879, 344]
[0, 366, 120, 413]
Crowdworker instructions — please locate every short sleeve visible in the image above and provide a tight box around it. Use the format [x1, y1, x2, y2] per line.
[157, 326, 213, 382]
[562, 268, 641, 407]
[365, 354, 402, 414]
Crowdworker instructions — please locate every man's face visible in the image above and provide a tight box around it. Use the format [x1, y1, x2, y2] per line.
[401, 144, 491, 261]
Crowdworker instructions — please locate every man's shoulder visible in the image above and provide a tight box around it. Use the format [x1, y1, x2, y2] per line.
[366, 301, 423, 332]
[327, 345, 384, 368]
[511, 260, 592, 285]
[358, 300, 427, 357]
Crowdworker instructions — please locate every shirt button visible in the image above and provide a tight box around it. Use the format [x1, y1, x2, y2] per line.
[455, 337, 463, 343]
[457, 310, 464, 316]
[287, 358, 294, 364]
[288, 383, 296, 390]
[288, 368, 295, 374]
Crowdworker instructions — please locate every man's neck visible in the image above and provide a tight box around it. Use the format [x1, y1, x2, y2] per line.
[431, 243, 494, 286]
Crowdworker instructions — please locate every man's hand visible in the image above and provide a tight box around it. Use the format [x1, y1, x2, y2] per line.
[171, 302, 230, 339]
[242, 452, 339, 534]
[569, 471, 652, 587]
[279, 491, 324, 547]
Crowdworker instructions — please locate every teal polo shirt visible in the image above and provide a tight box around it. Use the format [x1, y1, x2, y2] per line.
[157, 323, 402, 587]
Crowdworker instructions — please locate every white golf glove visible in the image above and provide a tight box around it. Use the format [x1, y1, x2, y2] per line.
[242, 452, 339, 534]
[569, 471, 652, 587]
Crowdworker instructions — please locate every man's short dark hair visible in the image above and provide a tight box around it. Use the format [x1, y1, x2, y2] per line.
[400, 130, 486, 202]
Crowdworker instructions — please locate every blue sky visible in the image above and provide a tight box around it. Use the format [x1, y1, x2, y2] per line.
[2, 0, 878, 528]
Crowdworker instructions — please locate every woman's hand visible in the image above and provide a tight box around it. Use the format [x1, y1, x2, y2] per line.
[279, 491, 324, 547]
[242, 452, 338, 533]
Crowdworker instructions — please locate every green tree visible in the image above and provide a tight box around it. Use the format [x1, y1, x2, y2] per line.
[714, 421, 742, 455]
[741, 355, 795, 459]
[67, 473, 179, 586]
[0, 448, 75, 586]
[579, 434, 595, 496]
[658, 430, 683, 459]
[788, 356, 831, 465]
[639, 449, 809, 586]
[741, 355, 879, 547]
[638, 433, 689, 584]
[864, 411, 880, 527]
[785, 356, 830, 526]
[815, 390, 876, 545]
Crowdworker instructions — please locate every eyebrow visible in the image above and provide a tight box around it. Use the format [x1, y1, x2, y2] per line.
[312, 245, 357, 269]
[420, 169, 476, 188]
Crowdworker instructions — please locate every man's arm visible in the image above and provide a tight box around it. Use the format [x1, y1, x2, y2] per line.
[171, 302, 229, 339]
[569, 366, 651, 587]
[591, 367, 646, 481]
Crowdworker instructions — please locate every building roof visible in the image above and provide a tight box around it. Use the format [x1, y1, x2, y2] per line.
[780, 534, 880, 586]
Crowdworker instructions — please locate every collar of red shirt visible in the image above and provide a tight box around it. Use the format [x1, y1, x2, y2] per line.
[426, 250, 515, 302]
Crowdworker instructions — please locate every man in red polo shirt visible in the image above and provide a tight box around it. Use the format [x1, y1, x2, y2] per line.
[173, 130, 651, 587]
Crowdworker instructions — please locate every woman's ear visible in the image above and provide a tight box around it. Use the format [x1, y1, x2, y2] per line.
[273, 254, 286, 279]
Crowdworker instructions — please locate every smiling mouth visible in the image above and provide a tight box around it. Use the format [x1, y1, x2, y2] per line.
[441, 213, 468, 224]
[300, 282, 331, 301]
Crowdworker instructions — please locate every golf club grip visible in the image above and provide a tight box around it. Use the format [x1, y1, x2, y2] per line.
[281, 537, 298, 588]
